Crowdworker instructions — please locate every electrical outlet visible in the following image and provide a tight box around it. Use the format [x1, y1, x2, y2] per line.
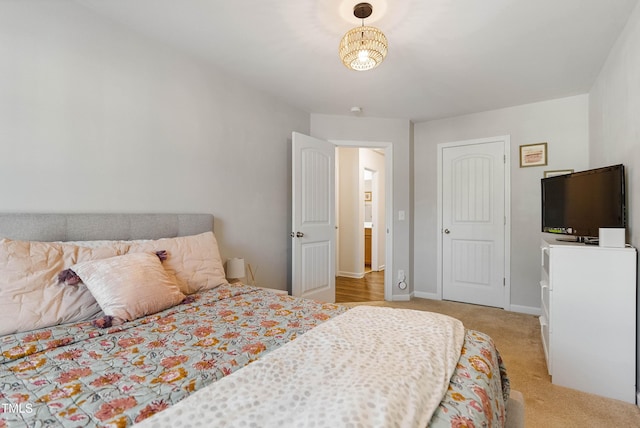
[397, 270, 407, 290]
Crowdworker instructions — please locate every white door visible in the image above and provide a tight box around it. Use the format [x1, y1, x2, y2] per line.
[291, 132, 335, 302]
[441, 140, 507, 308]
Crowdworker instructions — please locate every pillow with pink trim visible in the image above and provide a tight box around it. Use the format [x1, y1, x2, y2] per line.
[68, 252, 185, 323]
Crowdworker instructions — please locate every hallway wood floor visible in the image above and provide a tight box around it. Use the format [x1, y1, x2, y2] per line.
[335, 270, 384, 303]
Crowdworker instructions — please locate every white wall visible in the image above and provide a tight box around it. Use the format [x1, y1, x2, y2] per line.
[0, 1, 309, 292]
[414, 95, 589, 311]
[311, 115, 413, 299]
[590, 1, 640, 246]
[588, 0, 640, 396]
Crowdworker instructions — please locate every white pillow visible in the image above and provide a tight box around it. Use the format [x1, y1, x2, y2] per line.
[71, 252, 186, 322]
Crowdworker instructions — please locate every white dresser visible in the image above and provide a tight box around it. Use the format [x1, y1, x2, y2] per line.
[540, 238, 637, 403]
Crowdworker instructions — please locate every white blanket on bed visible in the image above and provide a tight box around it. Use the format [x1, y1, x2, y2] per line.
[134, 306, 465, 428]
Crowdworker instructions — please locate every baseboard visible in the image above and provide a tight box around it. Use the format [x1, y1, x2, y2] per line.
[410, 295, 542, 315]
[377, 264, 385, 271]
[336, 271, 364, 279]
[510, 304, 542, 316]
[414, 291, 440, 300]
[393, 292, 413, 302]
[636, 391, 639, 407]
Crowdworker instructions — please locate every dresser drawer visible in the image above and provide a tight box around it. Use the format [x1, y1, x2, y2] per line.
[540, 280, 550, 320]
[540, 315, 551, 375]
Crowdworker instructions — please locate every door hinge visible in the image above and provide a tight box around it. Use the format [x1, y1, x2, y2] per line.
[504, 154, 506, 163]
[503, 278, 506, 286]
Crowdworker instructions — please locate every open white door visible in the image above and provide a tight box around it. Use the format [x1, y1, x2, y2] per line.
[291, 132, 335, 302]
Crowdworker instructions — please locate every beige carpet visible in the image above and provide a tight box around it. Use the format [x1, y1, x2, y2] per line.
[341, 298, 640, 427]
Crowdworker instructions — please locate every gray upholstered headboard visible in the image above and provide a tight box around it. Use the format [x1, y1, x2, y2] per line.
[0, 213, 214, 242]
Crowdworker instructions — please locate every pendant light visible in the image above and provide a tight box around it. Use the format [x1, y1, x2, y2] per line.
[339, 3, 388, 71]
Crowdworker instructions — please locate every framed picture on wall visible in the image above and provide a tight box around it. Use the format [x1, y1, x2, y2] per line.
[364, 191, 372, 201]
[519, 142, 548, 167]
[544, 169, 573, 178]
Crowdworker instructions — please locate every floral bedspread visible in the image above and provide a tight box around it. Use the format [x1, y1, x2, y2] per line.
[429, 330, 510, 427]
[0, 284, 345, 427]
[0, 284, 509, 427]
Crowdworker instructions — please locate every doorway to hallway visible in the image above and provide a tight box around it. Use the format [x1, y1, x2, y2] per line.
[335, 270, 384, 303]
[335, 147, 386, 302]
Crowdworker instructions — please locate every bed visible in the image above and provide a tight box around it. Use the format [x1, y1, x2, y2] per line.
[0, 213, 523, 427]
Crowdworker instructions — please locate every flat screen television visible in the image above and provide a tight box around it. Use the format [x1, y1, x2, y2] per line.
[541, 164, 626, 241]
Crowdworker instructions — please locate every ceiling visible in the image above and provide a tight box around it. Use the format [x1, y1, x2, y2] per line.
[75, 0, 638, 122]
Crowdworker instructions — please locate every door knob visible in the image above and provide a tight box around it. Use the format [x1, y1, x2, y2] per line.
[296, 232, 304, 238]
[444, 229, 450, 234]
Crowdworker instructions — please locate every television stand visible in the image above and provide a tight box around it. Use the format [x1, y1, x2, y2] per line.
[540, 238, 637, 402]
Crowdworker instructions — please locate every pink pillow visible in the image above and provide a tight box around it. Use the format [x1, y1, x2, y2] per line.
[126, 232, 227, 294]
[71, 252, 185, 322]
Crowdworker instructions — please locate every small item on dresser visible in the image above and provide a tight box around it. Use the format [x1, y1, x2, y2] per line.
[598, 228, 625, 248]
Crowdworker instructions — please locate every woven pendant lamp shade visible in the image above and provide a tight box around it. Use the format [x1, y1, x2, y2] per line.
[339, 25, 388, 71]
